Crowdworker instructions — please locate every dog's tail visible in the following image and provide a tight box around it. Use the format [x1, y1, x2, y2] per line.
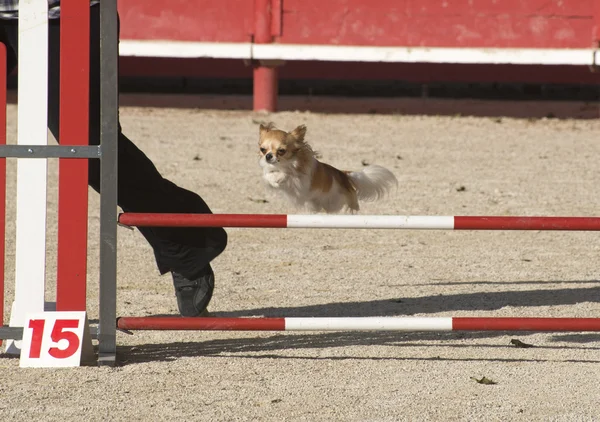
[347, 165, 398, 202]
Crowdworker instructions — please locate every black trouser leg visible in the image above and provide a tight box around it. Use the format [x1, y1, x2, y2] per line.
[0, 7, 227, 279]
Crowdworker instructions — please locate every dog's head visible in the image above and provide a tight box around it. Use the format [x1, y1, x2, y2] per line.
[258, 123, 308, 167]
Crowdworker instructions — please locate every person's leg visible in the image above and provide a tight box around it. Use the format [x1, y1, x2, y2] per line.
[0, 21, 18, 78]
[5, 7, 227, 315]
[84, 7, 228, 281]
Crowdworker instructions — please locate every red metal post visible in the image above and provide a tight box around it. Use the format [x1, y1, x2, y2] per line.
[0, 43, 6, 346]
[56, 0, 90, 311]
[253, 66, 278, 112]
[253, 0, 278, 112]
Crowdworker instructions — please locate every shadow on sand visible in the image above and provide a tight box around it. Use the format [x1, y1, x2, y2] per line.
[115, 281, 600, 365]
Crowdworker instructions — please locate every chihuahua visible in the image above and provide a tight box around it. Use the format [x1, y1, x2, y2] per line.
[258, 123, 397, 213]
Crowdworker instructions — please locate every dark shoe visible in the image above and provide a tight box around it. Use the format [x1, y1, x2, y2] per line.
[172, 265, 214, 317]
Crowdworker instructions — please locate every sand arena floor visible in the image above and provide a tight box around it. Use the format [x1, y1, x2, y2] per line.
[2, 98, 600, 421]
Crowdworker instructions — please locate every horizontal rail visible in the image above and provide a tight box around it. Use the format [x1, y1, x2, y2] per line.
[252, 44, 597, 66]
[117, 214, 600, 231]
[0, 145, 101, 158]
[116, 317, 600, 332]
[0, 326, 23, 340]
[119, 41, 598, 66]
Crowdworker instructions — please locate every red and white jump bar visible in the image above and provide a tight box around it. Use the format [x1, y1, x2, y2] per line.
[118, 213, 600, 231]
[116, 317, 600, 332]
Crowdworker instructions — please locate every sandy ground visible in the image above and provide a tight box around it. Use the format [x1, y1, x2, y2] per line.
[2, 97, 600, 421]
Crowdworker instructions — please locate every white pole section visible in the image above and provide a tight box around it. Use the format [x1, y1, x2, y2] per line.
[287, 215, 455, 229]
[284, 317, 454, 331]
[7, 0, 49, 354]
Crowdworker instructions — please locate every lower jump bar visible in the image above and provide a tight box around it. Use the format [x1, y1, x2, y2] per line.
[116, 317, 600, 332]
[117, 214, 600, 231]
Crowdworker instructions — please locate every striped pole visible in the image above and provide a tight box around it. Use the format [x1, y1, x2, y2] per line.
[118, 213, 600, 231]
[117, 317, 600, 332]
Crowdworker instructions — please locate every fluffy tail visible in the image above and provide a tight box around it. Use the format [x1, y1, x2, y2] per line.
[348, 165, 398, 202]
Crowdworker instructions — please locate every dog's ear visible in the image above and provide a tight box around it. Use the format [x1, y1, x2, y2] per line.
[259, 123, 269, 138]
[259, 122, 275, 139]
[290, 125, 307, 142]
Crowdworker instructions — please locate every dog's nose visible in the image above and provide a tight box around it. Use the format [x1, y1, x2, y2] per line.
[265, 152, 273, 161]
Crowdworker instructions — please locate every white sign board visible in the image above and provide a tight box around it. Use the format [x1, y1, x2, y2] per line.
[19, 311, 94, 368]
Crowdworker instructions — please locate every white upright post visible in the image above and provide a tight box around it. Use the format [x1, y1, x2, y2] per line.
[5, 0, 49, 354]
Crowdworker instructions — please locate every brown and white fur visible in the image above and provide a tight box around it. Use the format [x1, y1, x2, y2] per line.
[258, 123, 397, 213]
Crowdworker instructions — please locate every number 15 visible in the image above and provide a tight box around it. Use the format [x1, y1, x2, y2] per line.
[28, 319, 81, 359]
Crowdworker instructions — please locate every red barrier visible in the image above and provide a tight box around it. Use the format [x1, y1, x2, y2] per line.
[119, 0, 598, 49]
[277, 0, 597, 48]
[117, 0, 600, 111]
[119, 0, 253, 42]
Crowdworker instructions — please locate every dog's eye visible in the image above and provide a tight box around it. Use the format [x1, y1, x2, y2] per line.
[277, 149, 286, 155]
[260, 147, 267, 154]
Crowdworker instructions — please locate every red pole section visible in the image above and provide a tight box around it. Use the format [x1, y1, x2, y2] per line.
[117, 317, 286, 331]
[56, 0, 90, 311]
[0, 43, 6, 345]
[454, 216, 600, 231]
[253, 66, 278, 112]
[453, 317, 600, 331]
[253, 0, 277, 112]
[119, 213, 288, 228]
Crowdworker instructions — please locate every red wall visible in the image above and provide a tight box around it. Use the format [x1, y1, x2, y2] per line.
[119, 0, 599, 48]
[276, 0, 597, 48]
[119, 0, 254, 42]
[117, 0, 600, 84]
